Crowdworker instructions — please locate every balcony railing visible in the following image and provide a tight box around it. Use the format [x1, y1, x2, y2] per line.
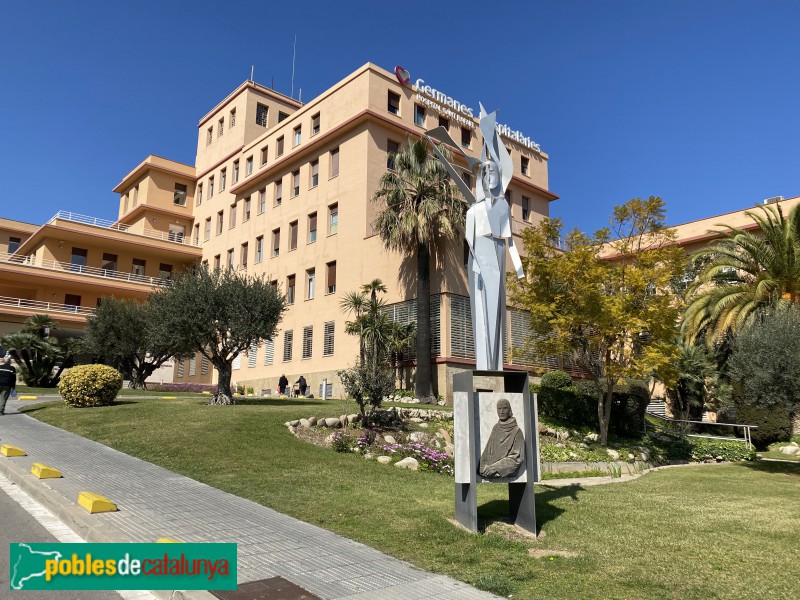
[0, 295, 95, 317]
[47, 211, 200, 247]
[0, 253, 173, 287]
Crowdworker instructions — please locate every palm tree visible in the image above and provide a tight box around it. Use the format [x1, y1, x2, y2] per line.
[387, 321, 416, 390]
[339, 290, 368, 360]
[361, 279, 387, 302]
[683, 203, 800, 344]
[372, 138, 465, 403]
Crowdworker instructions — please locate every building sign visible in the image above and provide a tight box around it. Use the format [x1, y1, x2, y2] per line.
[395, 65, 542, 153]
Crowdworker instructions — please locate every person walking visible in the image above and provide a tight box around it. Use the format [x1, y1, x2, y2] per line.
[295, 375, 307, 398]
[0, 355, 17, 415]
[278, 374, 289, 396]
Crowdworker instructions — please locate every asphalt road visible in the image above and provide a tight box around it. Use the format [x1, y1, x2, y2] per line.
[0, 483, 121, 600]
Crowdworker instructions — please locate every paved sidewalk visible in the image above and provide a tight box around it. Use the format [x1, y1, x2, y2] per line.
[0, 406, 497, 600]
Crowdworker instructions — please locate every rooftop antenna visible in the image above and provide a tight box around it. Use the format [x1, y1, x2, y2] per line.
[291, 34, 297, 98]
[250, 65, 254, 82]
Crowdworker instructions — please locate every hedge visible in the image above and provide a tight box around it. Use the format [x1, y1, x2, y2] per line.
[59, 364, 122, 408]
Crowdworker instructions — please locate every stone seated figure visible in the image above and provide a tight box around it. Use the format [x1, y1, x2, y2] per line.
[478, 399, 525, 478]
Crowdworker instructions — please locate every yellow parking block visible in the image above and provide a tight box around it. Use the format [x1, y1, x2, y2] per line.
[18, 395, 38, 400]
[0, 444, 26, 457]
[31, 463, 62, 479]
[157, 538, 183, 543]
[160, 396, 177, 400]
[78, 491, 117, 514]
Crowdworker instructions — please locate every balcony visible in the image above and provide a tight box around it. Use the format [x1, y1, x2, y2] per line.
[0, 253, 173, 288]
[0, 295, 94, 317]
[47, 211, 200, 247]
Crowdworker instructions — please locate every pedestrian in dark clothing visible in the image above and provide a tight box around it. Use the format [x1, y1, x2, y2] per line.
[0, 355, 17, 415]
[278, 374, 289, 396]
[295, 375, 307, 397]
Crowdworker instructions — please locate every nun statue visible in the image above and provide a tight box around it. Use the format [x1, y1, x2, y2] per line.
[426, 104, 524, 371]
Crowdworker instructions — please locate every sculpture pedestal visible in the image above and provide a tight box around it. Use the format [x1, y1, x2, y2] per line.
[453, 370, 539, 535]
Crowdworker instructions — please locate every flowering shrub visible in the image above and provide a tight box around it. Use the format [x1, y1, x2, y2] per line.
[331, 432, 355, 453]
[59, 364, 122, 408]
[380, 441, 454, 475]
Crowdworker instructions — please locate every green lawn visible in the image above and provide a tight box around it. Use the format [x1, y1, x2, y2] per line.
[22, 397, 800, 600]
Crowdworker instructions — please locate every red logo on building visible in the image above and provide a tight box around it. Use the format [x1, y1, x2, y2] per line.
[394, 66, 411, 87]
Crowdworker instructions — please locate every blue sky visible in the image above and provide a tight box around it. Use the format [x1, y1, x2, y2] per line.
[1, 0, 798, 234]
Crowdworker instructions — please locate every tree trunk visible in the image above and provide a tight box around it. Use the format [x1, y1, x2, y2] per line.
[211, 360, 236, 405]
[599, 385, 614, 446]
[415, 243, 435, 403]
[130, 370, 148, 390]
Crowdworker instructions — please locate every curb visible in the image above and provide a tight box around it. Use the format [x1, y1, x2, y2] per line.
[0, 457, 218, 600]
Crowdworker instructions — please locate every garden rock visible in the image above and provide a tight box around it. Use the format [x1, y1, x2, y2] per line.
[445, 444, 454, 458]
[437, 428, 452, 446]
[299, 419, 311, 428]
[419, 422, 429, 428]
[383, 435, 397, 445]
[348, 414, 361, 424]
[395, 457, 419, 470]
[307, 417, 317, 426]
[364, 452, 374, 460]
[627, 453, 635, 460]
[584, 433, 600, 442]
[377, 456, 392, 464]
[325, 418, 341, 428]
[779, 445, 800, 455]
[409, 432, 427, 443]
[606, 449, 620, 460]
[317, 419, 327, 428]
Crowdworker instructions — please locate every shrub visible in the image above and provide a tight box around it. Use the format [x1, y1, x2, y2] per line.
[59, 364, 123, 408]
[331, 432, 354, 453]
[733, 403, 792, 450]
[540, 370, 573, 389]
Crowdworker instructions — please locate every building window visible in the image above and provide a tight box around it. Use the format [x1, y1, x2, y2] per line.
[387, 91, 400, 115]
[293, 125, 302, 147]
[246, 155, 253, 176]
[283, 330, 293, 362]
[213, 255, 220, 270]
[302, 326, 313, 359]
[201, 356, 209, 375]
[177, 359, 184, 378]
[292, 170, 300, 197]
[159, 263, 173, 279]
[218, 117, 224, 137]
[220, 168, 227, 192]
[233, 160, 240, 184]
[229, 203, 237, 228]
[255, 236, 263, 263]
[263, 338, 274, 365]
[206, 127, 213, 145]
[197, 184, 203, 206]
[463, 172, 472, 191]
[387, 140, 400, 170]
[65, 294, 82, 311]
[208, 176, 214, 197]
[173, 183, 187, 206]
[256, 103, 268, 127]
[70, 247, 87, 272]
[216, 211, 224, 235]
[8, 237, 21, 253]
[260, 146, 268, 165]
[461, 127, 471, 149]
[240, 242, 248, 268]
[439, 115, 449, 130]
[276, 136, 284, 157]
[258, 188, 266, 213]
[230, 108, 236, 128]
[286, 275, 296, 305]
[247, 342, 257, 368]
[311, 112, 320, 136]
[131, 258, 146, 276]
[244, 197, 251, 221]
[330, 147, 339, 177]
[522, 196, 530, 221]
[101, 253, 117, 273]
[289, 220, 298, 251]
[328, 203, 338, 235]
[308, 212, 317, 243]
[310, 159, 319, 188]
[326, 261, 336, 294]
[204, 218, 211, 241]
[414, 104, 425, 127]
[227, 248, 234, 270]
[275, 180, 283, 205]
[521, 156, 529, 176]
[272, 228, 280, 256]
[306, 269, 315, 300]
[323, 321, 335, 356]
[193, 223, 200, 245]
[278, 111, 289, 122]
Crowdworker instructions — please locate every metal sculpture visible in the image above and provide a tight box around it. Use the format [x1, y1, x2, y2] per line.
[426, 103, 524, 370]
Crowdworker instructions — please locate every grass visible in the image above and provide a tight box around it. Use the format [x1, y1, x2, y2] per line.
[22, 397, 800, 600]
[15, 385, 208, 398]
